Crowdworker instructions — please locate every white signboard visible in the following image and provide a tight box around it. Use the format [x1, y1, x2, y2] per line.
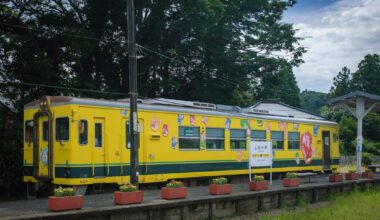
[249, 140, 272, 167]
[248, 140, 273, 184]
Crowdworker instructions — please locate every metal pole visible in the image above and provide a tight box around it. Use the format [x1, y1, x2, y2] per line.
[127, 0, 139, 186]
[356, 98, 365, 175]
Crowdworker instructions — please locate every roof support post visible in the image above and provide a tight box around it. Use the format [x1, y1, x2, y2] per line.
[356, 98, 364, 174]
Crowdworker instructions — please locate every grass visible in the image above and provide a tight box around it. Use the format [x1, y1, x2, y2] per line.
[259, 189, 380, 220]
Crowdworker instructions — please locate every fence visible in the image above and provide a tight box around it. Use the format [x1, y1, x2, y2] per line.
[339, 156, 380, 166]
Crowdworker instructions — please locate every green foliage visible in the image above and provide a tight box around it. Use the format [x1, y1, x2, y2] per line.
[286, 172, 297, 179]
[119, 184, 137, 192]
[300, 90, 328, 114]
[211, 177, 228, 185]
[53, 187, 76, 197]
[260, 190, 380, 220]
[166, 180, 183, 188]
[362, 152, 373, 167]
[253, 175, 265, 182]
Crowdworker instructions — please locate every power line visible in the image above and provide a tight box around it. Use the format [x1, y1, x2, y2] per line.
[2, 81, 128, 96]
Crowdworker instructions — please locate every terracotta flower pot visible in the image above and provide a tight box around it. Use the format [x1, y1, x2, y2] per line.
[48, 195, 84, 212]
[329, 174, 343, 182]
[345, 173, 358, 180]
[114, 191, 143, 205]
[282, 178, 300, 187]
[249, 180, 269, 191]
[161, 187, 187, 200]
[361, 171, 374, 179]
[209, 184, 232, 195]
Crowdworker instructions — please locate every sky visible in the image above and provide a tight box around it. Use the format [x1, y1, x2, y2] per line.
[283, 0, 380, 93]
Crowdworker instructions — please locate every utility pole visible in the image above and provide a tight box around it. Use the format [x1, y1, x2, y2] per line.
[126, 0, 139, 186]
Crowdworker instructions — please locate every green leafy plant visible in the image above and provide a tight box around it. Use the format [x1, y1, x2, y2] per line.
[348, 170, 356, 174]
[332, 169, 340, 175]
[211, 177, 228, 185]
[53, 186, 76, 197]
[253, 175, 265, 182]
[286, 172, 298, 179]
[166, 180, 184, 188]
[119, 183, 137, 192]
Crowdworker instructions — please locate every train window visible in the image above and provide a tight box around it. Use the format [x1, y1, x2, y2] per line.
[42, 121, 49, 141]
[271, 131, 284, 150]
[179, 126, 200, 150]
[25, 120, 33, 143]
[56, 117, 69, 141]
[78, 120, 88, 145]
[94, 123, 102, 147]
[230, 129, 246, 150]
[206, 128, 224, 150]
[251, 130, 266, 140]
[288, 132, 300, 150]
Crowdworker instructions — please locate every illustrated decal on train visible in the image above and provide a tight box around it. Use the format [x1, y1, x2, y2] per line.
[257, 120, 263, 127]
[279, 122, 288, 137]
[313, 125, 319, 137]
[240, 119, 250, 129]
[201, 116, 208, 125]
[293, 123, 299, 131]
[151, 116, 161, 131]
[265, 122, 271, 132]
[236, 151, 244, 162]
[295, 152, 301, 165]
[162, 124, 169, 137]
[301, 131, 313, 164]
[41, 147, 49, 166]
[200, 130, 206, 150]
[190, 115, 196, 125]
[177, 114, 184, 124]
[225, 118, 231, 129]
[171, 136, 177, 149]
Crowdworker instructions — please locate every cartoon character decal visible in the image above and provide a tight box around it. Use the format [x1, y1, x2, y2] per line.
[200, 130, 206, 150]
[171, 137, 178, 149]
[279, 122, 288, 137]
[295, 152, 300, 165]
[162, 124, 169, 137]
[301, 131, 313, 164]
[313, 125, 319, 137]
[41, 147, 48, 166]
[190, 115, 196, 125]
[177, 114, 184, 125]
[246, 129, 251, 136]
[265, 122, 271, 133]
[236, 151, 243, 162]
[225, 118, 231, 129]
[293, 123, 299, 131]
[257, 120, 263, 127]
[240, 119, 250, 129]
[151, 117, 161, 131]
[201, 116, 208, 125]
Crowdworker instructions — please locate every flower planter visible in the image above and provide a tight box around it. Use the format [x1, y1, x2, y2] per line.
[329, 174, 343, 182]
[345, 173, 358, 180]
[209, 184, 232, 195]
[249, 180, 269, 191]
[114, 191, 143, 205]
[282, 178, 300, 187]
[361, 171, 374, 179]
[48, 195, 84, 212]
[161, 187, 187, 200]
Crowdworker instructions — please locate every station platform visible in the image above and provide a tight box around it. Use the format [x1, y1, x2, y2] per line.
[1, 174, 379, 220]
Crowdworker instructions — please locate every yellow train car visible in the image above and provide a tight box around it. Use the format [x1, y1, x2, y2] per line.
[23, 96, 339, 189]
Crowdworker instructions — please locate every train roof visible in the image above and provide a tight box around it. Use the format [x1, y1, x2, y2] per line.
[25, 96, 337, 126]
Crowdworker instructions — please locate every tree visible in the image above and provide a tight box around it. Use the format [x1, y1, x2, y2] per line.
[329, 66, 352, 98]
[351, 54, 380, 95]
[300, 90, 328, 114]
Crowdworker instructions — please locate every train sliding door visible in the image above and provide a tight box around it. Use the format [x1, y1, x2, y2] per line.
[322, 131, 331, 169]
[93, 118, 106, 177]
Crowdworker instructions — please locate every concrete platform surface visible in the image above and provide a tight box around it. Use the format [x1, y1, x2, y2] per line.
[1, 174, 378, 220]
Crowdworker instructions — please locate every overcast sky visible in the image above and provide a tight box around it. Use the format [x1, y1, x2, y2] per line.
[283, 0, 380, 93]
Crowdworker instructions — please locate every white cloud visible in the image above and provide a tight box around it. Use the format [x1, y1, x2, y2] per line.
[287, 0, 380, 92]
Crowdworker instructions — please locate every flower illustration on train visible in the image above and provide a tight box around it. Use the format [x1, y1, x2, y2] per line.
[201, 116, 208, 125]
[171, 137, 178, 149]
[190, 115, 196, 125]
[162, 124, 169, 137]
[301, 131, 313, 164]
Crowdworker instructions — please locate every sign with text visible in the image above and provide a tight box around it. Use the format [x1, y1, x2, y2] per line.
[249, 140, 272, 167]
